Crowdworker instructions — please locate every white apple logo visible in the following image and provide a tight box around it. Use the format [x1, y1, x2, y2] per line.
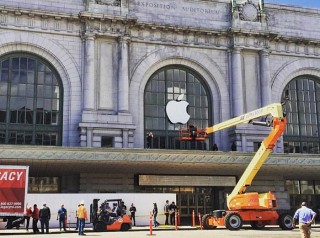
[166, 94, 190, 124]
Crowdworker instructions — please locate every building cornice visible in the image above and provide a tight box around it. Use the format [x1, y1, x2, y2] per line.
[0, 145, 318, 179]
[0, 145, 319, 165]
[1, 4, 320, 55]
[0, 5, 79, 20]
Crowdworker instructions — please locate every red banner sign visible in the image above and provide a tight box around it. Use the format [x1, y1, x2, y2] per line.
[0, 166, 29, 216]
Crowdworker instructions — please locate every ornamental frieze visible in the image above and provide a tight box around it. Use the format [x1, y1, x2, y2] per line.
[95, 0, 120, 6]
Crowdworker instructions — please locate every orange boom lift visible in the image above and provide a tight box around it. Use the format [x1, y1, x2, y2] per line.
[194, 103, 293, 230]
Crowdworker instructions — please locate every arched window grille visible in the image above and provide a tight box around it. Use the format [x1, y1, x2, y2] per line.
[0, 53, 63, 145]
[144, 66, 211, 150]
[282, 76, 320, 154]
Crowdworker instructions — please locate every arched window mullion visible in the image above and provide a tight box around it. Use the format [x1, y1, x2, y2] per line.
[316, 81, 320, 151]
[4, 58, 13, 144]
[164, 69, 169, 149]
[31, 60, 39, 145]
[296, 79, 303, 153]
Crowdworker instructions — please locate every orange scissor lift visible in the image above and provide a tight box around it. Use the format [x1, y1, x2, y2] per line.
[179, 103, 293, 230]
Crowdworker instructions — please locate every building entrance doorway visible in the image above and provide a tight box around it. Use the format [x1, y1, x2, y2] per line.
[177, 187, 232, 225]
[138, 175, 236, 225]
[138, 186, 233, 225]
[178, 187, 213, 219]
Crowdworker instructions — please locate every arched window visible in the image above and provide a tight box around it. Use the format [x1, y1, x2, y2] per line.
[144, 66, 211, 150]
[0, 53, 63, 145]
[282, 76, 320, 154]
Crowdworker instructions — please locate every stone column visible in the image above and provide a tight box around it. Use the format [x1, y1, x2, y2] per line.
[260, 49, 272, 106]
[118, 37, 129, 113]
[231, 47, 244, 116]
[83, 34, 95, 110]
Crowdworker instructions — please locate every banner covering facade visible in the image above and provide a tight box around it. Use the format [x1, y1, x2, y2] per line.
[0, 166, 29, 216]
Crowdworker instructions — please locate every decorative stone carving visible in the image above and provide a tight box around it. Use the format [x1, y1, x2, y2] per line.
[95, 0, 120, 6]
[0, 12, 8, 25]
[238, 0, 259, 22]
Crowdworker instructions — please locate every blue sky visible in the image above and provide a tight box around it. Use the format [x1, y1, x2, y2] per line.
[265, 0, 320, 9]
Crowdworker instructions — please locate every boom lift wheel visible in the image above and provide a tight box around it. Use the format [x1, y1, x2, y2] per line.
[278, 213, 294, 230]
[225, 213, 243, 230]
[201, 214, 217, 229]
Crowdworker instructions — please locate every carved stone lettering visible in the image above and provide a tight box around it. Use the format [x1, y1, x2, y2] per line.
[134, 1, 220, 16]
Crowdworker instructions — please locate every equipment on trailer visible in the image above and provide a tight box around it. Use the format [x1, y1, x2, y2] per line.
[200, 103, 293, 230]
[4, 216, 25, 229]
[90, 198, 131, 232]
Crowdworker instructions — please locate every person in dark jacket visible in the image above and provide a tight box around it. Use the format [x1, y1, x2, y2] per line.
[213, 143, 218, 151]
[129, 203, 137, 226]
[39, 203, 51, 234]
[146, 132, 153, 148]
[152, 203, 160, 227]
[169, 201, 177, 225]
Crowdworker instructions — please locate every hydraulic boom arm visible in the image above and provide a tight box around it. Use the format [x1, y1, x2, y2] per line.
[205, 103, 284, 134]
[205, 103, 286, 210]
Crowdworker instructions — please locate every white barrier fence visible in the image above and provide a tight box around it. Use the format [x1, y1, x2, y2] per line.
[0, 193, 176, 229]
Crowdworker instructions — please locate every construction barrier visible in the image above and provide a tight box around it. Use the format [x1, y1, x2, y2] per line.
[198, 212, 202, 230]
[192, 210, 195, 227]
[149, 211, 153, 235]
[175, 211, 178, 230]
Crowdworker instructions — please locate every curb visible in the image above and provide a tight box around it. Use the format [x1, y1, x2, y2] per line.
[0, 226, 199, 235]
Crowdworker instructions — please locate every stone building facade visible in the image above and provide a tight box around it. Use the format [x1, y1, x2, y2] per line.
[0, 0, 320, 217]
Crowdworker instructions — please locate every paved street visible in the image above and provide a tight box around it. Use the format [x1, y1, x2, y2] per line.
[1, 226, 320, 238]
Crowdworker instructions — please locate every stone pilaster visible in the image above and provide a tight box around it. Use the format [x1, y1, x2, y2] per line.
[231, 47, 244, 116]
[122, 129, 129, 148]
[260, 49, 272, 106]
[118, 36, 129, 113]
[83, 34, 95, 110]
[86, 127, 93, 147]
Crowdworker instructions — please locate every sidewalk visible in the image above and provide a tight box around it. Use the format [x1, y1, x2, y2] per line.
[0, 225, 195, 235]
[1, 224, 320, 236]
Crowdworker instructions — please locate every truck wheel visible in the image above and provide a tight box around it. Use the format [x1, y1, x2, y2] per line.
[121, 223, 130, 231]
[278, 214, 293, 230]
[250, 221, 266, 229]
[94, 221, 106, 232]
[225, 213, 243, 230]
[202, 214, 217, 229]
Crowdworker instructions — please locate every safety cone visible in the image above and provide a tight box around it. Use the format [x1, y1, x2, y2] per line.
[198, 212, 202, 230]
[147, 211, 155, 236]
[192, 210, 195, 227]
